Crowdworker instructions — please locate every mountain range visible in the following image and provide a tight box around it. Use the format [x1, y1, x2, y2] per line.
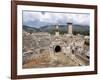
[23, 24, 89, 35]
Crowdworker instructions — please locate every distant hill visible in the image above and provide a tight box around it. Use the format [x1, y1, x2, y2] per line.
[23, 24, 89, 35]
[40, 24, 89, 35]
[23, 25, 40, 33]
[40, 25, 67, 32]
[72, 25, 89, 32]
[72, 25, 89, 35]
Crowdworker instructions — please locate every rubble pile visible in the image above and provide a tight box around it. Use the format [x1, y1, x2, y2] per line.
[22, 31, 89, 68]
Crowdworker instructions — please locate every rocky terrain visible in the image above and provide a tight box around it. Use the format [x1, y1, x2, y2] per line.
[22, 30, 89, 69]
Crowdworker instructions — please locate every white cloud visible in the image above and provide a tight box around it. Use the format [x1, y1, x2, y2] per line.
[23, 11, 90, 27]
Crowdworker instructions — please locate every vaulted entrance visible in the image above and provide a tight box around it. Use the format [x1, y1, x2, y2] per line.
[54, 45, 61, 52]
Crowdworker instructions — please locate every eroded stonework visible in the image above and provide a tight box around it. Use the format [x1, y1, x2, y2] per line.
[23, 30, 89, 68]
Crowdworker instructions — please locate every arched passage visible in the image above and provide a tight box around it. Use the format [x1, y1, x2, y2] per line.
[54, 45, 61, 52]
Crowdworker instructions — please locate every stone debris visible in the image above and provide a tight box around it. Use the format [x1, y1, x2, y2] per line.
[22, 21, 90, 68]
[22, 30, 89, 68]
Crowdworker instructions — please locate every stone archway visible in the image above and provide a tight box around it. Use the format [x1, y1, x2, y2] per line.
[54, 45, 61, 53]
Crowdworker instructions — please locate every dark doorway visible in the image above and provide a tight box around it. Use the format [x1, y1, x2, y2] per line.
[54, 45, 61, 52]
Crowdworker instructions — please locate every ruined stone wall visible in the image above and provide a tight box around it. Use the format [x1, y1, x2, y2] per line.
[23, 31, 90, 66]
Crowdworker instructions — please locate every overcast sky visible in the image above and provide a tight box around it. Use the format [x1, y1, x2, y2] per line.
[23, 11, 90, 28]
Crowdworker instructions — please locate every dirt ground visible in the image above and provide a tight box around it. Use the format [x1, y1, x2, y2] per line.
[22, 52, 88, 69]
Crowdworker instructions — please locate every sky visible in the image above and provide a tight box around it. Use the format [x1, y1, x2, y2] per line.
[22, 11, 90, 28]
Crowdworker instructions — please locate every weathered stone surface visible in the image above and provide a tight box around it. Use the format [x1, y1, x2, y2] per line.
[22, 30, 89, 68]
